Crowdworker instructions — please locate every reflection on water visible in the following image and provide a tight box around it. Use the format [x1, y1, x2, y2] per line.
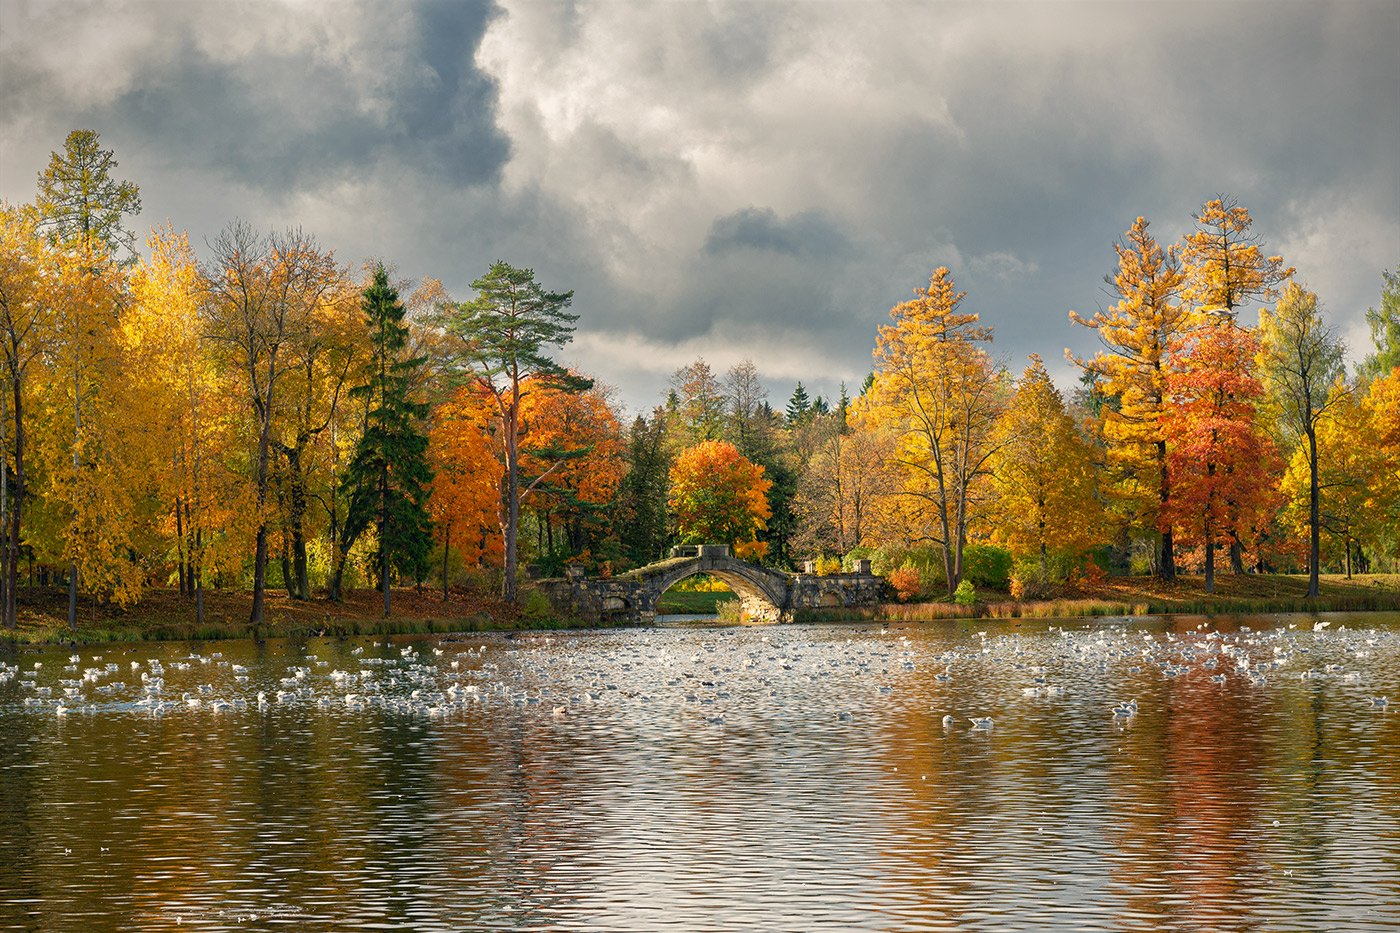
[0, 612, 1397, 931]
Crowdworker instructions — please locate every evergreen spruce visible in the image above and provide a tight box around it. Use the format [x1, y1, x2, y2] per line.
[785, 382, 812, 425]
[334, 263, 433, 615]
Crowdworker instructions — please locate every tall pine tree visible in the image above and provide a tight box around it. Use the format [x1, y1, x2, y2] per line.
[335, 264, 433, 615]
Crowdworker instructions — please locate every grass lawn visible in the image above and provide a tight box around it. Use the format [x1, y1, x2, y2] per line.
[839, 572, 1400, 623]
[654, 589, 733, 614]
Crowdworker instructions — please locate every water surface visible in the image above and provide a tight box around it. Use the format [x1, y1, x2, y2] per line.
[1, 612, 1397, 930]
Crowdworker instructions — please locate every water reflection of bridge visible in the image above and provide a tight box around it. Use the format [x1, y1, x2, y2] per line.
[537, 545, 884, 624]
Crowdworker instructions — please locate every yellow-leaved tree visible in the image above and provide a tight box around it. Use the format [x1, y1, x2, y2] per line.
[0, 203, 55, 628]
[1181, 195, 1294, 317]
[1070, 217, 1194, 579]
[124, 227, 252, 623]
[987, 355, 1104, 585]
[869, 266, 1007, 596]
[1280, 382, 1394, 577]
[36, 237, 145, 610]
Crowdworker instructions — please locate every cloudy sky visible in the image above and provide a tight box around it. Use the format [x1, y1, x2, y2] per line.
[2, 0, 1396, 413]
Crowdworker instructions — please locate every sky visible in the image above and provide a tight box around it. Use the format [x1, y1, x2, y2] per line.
[1, 0, 1396, 416]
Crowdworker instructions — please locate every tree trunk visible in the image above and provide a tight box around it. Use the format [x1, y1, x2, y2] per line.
[1157, 438, 1176, 581]
[1307, 426, 1320, 599]
[3, 376, 21, 631]
[1204, 538, 1215, 594]
[1229, 538, 1245, 574]
[503, 400, 520, 604]
[380, 470, 391, 619]
[279, 442, 311, 600]
[194, 526, 204, 627]
[0, 380, 8, 629]
[442, 523, 451, 602]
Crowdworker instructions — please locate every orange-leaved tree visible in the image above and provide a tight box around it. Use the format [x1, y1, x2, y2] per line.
[1070, 217, 1194, 580]
[519, 380, 626, 565]
[428, 384, 504, 597]
[1161, 321, 1279, 592]
[669, 439, 771, 550]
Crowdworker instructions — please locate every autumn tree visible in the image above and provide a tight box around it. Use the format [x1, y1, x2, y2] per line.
[1363, 369, 1400, 566]
[1070, 217, 1193, 579]
[336, 264, 433, 615]
[271, 265, 361, 600]
[428, 385, 503, 597]
[37, 229, 138, 618]
[441, 261, 586, 603]
[0, 205, 53, 628]
[1161, 323, 1279, 592]
[669, 440, 772, 548]
[123, 227, 248, 625]
[667, 358, 727, 449]
[1257, 283, 1346, 598]
[1181, 195, 1293, 318]
[35, 129, 142, 626]
[1281, 384, 1392, 576]
[870, 266, 1006, 595]
[35, 130, 141, 260]
[204, 222, 342, 626]
[987, 355, 1104, 583]
[519, 381, 625, 566]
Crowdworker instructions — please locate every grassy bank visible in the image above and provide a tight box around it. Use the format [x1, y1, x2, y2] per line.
[792, 573, 1400, 624]
[654, 589, 732, 615]
[1, 585, 635, 645]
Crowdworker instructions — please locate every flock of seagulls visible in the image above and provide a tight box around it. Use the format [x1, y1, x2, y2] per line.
[0, 616, 1394, 730]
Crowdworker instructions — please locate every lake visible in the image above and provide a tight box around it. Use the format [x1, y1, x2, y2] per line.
[1, 612, 1397, 931]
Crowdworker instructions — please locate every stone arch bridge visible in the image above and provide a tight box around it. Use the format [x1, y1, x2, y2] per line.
[536, 545, 884, 624]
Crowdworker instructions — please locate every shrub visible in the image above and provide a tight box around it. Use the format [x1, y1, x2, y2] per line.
[962, 544, 1012, 590]
[520, 588, 555, 624]
[814, 555, 841, 576]
[954, 579, 977, 606]
[887, 563, 923, 602]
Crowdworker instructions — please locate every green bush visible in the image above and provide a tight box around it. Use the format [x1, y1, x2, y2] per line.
[520, 588, 556, 624]
[954, 580, 977, 606]
[962, 544, 1012, 590]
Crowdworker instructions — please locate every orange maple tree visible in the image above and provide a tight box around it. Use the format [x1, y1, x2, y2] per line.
[1161, 321, 1280, 591]
[668, 440, 772, 548]
[519, 381, 626, 561]
[427, 385, 504, 587]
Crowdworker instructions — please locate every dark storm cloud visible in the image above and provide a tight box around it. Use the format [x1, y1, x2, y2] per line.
[1, 0, 1395, 411]
[5, 0, 509, 194]
[704, 207, 851, 259]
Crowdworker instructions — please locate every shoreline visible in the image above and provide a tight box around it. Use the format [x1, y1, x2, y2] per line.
[2, 573, 1397, 645]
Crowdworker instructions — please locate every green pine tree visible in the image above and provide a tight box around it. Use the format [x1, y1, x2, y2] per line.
[333, 263, 434, 615]
[785, 382, 812, 425]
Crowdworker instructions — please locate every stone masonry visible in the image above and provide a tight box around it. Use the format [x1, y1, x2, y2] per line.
[535, 545, 885, 624]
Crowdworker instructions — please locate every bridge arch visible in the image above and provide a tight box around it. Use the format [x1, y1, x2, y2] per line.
[648, 561, 789, 622]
